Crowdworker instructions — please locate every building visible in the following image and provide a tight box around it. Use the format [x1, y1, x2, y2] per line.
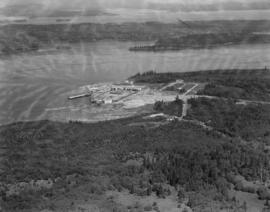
[103, 99, 113, 104]
[111, 84, 144, 92]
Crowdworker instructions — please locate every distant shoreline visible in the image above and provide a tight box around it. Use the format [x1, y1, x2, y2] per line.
[129, 33, 270, 52]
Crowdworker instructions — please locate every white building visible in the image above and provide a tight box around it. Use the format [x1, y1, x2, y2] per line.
[111, 85, 143, 92]
[103, 99, 113, 104]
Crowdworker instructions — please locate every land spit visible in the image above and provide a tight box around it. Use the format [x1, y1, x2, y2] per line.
[43, 82, 185, 123]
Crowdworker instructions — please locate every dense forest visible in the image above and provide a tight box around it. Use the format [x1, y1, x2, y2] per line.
[129, 33, 270, 51]
[153, 97, 183, 117]
[2, 20, 270, 54]
[129, 67, 270, 84]
[1, 110, 270, 211]
[186, 98, 270, 142]
[198, 78, 270, 101]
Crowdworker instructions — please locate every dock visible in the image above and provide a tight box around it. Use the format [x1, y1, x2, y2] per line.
[68, 93, 91, 100]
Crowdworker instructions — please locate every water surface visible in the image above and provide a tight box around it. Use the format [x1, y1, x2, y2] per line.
[1, 41, 270, 124]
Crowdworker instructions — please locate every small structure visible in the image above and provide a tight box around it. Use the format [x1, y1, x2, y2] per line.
[103, 99, 113, 104]
[125, 80, 134, 85]
[111, 84, 143, 92]
[176, 79, 184, 83]
[68, 93, 92, 100]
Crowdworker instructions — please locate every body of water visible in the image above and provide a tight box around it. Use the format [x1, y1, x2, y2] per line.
[2, 9, 270, 25]
[1, 41, 270, 124]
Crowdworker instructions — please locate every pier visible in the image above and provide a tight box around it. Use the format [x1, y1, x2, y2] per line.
[68, 93, 92, 100]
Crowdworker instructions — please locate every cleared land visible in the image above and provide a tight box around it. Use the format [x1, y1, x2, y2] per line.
[45, 82, 180, 123]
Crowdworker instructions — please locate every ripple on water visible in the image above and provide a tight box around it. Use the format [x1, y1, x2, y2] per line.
[1, 42, 270, 125]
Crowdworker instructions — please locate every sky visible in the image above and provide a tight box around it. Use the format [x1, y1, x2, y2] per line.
[0, 0, 265, 7]
[0, 0, 269, 10]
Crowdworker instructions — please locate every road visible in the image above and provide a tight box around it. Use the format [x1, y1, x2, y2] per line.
[178, 83, 199, 119]
[160, 80, 183, 91]
[151, 83, 204, 121]
[162, 82, 213, 119]
[237, 99, 270, 105]
[147, 81, 270, 148]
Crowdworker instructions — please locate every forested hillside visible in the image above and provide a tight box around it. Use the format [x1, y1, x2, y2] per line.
[2, 20, 270, 54]
[1, 114, 270, 211]
[1, 69, 270, 211]
[130, 33, 270, 51]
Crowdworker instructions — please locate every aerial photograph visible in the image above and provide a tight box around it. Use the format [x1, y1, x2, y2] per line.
[1, 0, 270, 211]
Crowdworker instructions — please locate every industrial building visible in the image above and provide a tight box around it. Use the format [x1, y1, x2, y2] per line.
[111, 84, 144, 92]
